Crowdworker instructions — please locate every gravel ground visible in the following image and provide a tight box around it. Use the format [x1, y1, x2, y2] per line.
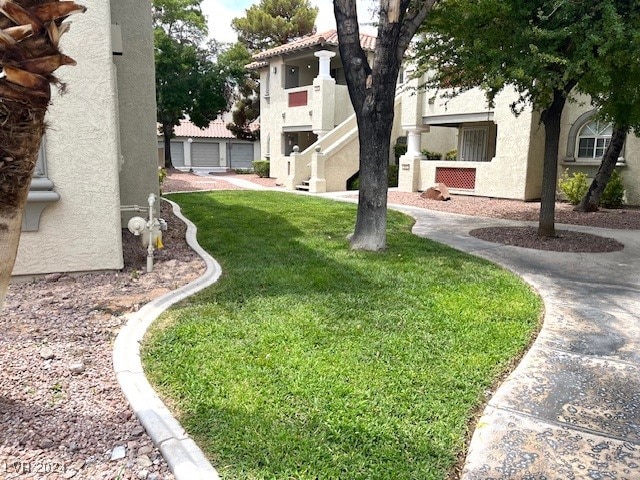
[4, 171, 637, 480]
[3, 202, 203, 480]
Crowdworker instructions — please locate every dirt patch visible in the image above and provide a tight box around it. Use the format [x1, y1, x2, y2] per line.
[470, 226, 625, 253]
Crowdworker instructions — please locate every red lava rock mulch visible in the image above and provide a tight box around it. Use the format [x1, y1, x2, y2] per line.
[469, 226, 625, 253]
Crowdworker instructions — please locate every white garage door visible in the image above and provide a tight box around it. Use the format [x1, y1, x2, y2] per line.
[191, 142, 220, 167]
[170, 141, 185, 167]
[229, 143, 254, 169]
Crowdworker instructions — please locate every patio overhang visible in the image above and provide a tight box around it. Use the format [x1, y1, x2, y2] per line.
[423, 111, 495, 128]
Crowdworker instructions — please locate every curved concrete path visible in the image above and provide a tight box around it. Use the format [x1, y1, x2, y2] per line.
[389, 203, 640, 478]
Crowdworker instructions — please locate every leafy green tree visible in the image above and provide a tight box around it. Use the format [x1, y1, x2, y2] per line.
[334, 0, 438, 251]
[154, 0, 230, 168]
[218, 42, 260, 141]
[232, 0, 318, 52]
[575, 4, 640, 211]
[417, 0, 638, 236]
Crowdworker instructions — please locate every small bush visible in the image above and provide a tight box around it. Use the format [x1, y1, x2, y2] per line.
[388, 164, 399, 187]
[158, 167, 167, 185]
[393, 141, 408, 161]
[558, 169, 588, 205]
[252, 160, 270, 178]
[445, 149, 458, 161]
[421, 150, 442, 160]
[347, 166, 399, 190]
[600, 170, 625, 208]
[233, 168, 253, 175]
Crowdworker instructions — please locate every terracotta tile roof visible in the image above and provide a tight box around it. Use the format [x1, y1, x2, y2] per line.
[246, 29, 376, 69]
[161, 119, 258, 140]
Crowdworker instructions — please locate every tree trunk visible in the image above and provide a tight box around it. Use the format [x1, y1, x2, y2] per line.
[0, 114, 46, 308]
[574, 127, 627, 212]
[0, 1, 86, 310]
[538, 89, 568, 238]
[162, 120, 174, 169]
[351, 108, 392, 251]
[334, 0, 435, 251]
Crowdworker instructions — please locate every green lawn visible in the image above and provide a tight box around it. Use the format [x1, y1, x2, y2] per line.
[142, 191, 541, 480]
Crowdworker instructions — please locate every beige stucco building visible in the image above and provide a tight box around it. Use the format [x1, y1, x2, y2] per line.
[251, 32, 639, 205]
[398, 75, 640, 205]
[13, 0, 159, 277]
[248, 30, 405, 193]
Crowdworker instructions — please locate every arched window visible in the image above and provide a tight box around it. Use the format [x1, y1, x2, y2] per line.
[576, 119, 612, 159]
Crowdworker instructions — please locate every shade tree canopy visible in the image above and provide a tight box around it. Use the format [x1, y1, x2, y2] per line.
[415, 0, 640, 235]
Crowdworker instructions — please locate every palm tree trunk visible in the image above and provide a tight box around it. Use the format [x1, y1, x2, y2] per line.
[0, 1, 86, 310]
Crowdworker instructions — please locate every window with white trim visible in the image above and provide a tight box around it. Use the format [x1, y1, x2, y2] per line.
[576, 120, 612, 159]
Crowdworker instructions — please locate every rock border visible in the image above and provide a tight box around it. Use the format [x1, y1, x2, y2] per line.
[113, 198, 222, 480]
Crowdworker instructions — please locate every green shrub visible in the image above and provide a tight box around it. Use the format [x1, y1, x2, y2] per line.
[347, 166, 399, 190]
[252, 160, 270, 178]
[421, 149, 442, 160]
[393, 141, 408, 160]
[558, 169, 588, 205]
[600, 170, 625, 208]
[388, 164, 399, 187]
[233, 168, 253, 175]
[445, 149, 458, 161]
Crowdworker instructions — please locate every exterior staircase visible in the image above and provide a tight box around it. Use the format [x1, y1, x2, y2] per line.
[285, 95, 402, 193]
[295, 179, 310, 191]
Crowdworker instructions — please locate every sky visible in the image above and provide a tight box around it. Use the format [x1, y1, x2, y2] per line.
[200, 0, 377, 44]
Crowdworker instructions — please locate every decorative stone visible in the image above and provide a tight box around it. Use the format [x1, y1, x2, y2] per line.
[136, 455, 153, 468]
[39, 438, 54, 449]
[63, 470, 77, 479]
[44, 273, 63, 283]
[68, 362, 85, 374]
[110, 445, 126, 461]
[137, 470, 149, 480]
[130, 426, 145, 437]
[138, 445, 153, 455]
[421, 183, 451, 201]
[39, 347, 55, 360]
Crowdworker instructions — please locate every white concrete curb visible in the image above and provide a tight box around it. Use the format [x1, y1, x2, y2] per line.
[113, 198, 222, 480]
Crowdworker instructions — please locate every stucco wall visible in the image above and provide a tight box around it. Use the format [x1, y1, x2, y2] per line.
[411, 87, 539, 200]
[421, 127, 457, 156]
[559, 94, 640, 206]
[111, 0, 159, 222]
[14, 1, 124, 275]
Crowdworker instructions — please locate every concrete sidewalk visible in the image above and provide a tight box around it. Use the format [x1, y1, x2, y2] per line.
[389, 204, 640, 478]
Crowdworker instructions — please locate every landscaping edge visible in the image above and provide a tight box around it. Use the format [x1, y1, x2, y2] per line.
[112, 197, 223, 480]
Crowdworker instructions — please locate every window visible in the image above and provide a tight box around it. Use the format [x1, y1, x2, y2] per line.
[459, 127, 488, 162]
[576, 120, 612, 159]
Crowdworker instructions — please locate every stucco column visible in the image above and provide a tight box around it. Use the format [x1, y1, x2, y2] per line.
[285, 145, 301, 190]
[309, 146, 326, 193]
[406, 129, 422, 155]
[314, 50, 336, 80]
[398, 128, 427, 192]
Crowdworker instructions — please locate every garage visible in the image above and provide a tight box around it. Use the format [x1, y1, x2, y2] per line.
[229, 143, 254, 169]
[191, 142, 220, 167]
[170, 141, 184, 167]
